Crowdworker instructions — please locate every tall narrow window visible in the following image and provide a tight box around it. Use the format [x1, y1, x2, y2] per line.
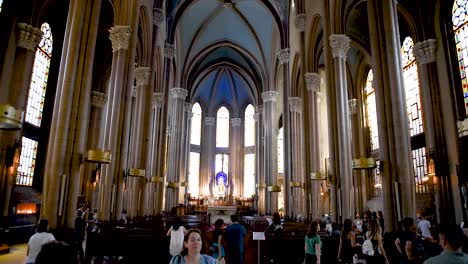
[188, 103, 202, 196]
[277, 127, 284, 174]
[244, 104, 255, 197]
[453, 0, 468, 116]
[216, 106, 230, 148]
[17, 23, 53, 186]
[0, 0, 3, 12]
[401, 36, 428, 193]
[364, 70, 381, 197]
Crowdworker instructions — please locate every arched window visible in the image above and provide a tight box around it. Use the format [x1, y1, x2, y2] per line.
[401, 36, 428, 193]
[188, 103, 202, 196]
[17, 23, 53, 186]
[244, 104, 255, 197]
[0, 0, 3, 12]
[216, 106, 230, 148]
[364, 70, 381, 196]
[453, 0, 468, 116]
[277, 127, 284, 174]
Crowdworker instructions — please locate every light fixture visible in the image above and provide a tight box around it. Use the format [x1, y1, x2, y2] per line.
[352, 157, 377, 170]
[0, 104, 23, 130]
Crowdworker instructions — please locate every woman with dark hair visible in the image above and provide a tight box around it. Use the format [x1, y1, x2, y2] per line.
[35, 240, 77, 264]
[365, 219, 389, 264]
[305, 220, 322, 264]
[26, 219, 56, 264]
[170, 229, 216, 264]
[211, 219, 225, 261]
[337, 219, 360, 263]
[167, 216, 188, 256]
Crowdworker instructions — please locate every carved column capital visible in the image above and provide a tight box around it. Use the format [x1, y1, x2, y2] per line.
[109, 25, 132, 52]
[91, 91, 108, 108]
[254, 106, 263, 121]
[277, 48, 290, 64]
[164, 43, 175, 59]
[152, 93, 164, 108]
[348, 98, 358, 115]
[170, 88, 187, 100]
[413, 39, 437, 65]
[294, 14, 306, 32]
[288, 97, 303, 113]
[304, 72, 321, 92]
[153, 8, 165, 26]
[329, 34, 350, 60]
[135, 67, 151, 86]
[230, 118, 242, 127]
[204, 117, 216, 126]
[16, 23, 42, 51]
[262, 91, 278, 103]
[184, 102, 192, 113]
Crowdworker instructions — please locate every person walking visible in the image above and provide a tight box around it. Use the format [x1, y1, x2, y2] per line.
[225, 214, 246, 264]
[305, 220, 322, 264]
[26, 219, 56, 264]
[167, 216, 188, 257]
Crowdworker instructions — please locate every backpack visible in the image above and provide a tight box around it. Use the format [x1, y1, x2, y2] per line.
[362, 239, 377, 256]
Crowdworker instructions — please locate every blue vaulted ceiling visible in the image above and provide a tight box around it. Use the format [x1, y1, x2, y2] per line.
[168, 0, 284, 114]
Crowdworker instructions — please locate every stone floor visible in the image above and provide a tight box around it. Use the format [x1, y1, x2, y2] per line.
[0, 244, 27, 264]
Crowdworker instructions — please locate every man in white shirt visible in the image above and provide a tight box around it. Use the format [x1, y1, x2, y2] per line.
[417, 213, 433, 240]
[25, 219, 55, 264]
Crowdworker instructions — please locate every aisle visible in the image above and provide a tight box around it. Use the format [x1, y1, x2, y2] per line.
[0, 244, 27, 264]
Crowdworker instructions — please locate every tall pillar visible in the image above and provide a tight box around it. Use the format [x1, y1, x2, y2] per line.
[288, 97, 306, 217]
[164, 88, 188, 210]
[0, 23, 42, 218]
[305, 73, 322, 220]
[230, 118, 242, 197]
[254, 106, 265, 213]
[97, 25, 132, 221]
[202, 117, 216, 197]
[329, 34, 353, 220]
[348, 98, 359, 216]
[180, 103, 192, 205]
[262, 91, 279, 214]
[367, 0, 416, 231]
[413, 39, 453, 223]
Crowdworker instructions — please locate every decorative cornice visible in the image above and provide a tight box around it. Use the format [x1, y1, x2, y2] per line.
[16, 23, 42, 51]
[230, 118, 242, 127]
[348, 98, 358, 115]
[288, 97, 303, 113]
[134, 67, 151, 86]
[109, 25, 132, 52]
[294, 14, 306, 32]
[413, 39, 437, 65]
[170, 88, 187, 100]
[153, 8, 164, 26]
[152, 93, 164, 108]
[277, 48, 290, 64]
[329, 34, 350, 60]
[164, 43, 175, 59]
[304, 72, 320, 92]
[262, 91, 278, 103]
[204, 117, 216, 126]
[91, 91, 108, 108]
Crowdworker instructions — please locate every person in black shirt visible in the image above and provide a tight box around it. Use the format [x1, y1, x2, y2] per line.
[74, 209, 86, 262]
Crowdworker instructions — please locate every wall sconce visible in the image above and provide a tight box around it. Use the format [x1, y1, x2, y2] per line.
[84, 149, 111, 183]
[0, 104, 23, 130]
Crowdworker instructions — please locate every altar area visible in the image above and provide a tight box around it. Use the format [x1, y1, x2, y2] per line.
[207, 205, 237, 224]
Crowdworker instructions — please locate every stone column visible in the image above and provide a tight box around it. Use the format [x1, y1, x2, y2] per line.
[329, 34, 354, 220]
[348, 98, 358, 216]
[202, 117, 216, 197]
[97, 25, 132, 221]
[262, 91, 279, 213]
[367, 0, 416, 232]
[145, 93, 164, 214]
[414, 39, 453, 223]
[180, 103, 192, 205]
[230, 118, 242, 197]
[254, 106, 265, 213]
[164, 88, 188, 210]
[305, 72, 321, 220]
[288, 97, 306, 217]
[0, 23, 42, 218]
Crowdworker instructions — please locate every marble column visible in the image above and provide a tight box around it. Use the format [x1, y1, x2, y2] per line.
[230, 118, 242, 197]
[0, 23, 42, 217]
[348, 98, 358, 216]
[305, 73, 321, 220]
[255, 106, 265, 213]
[289, 97, 306, 217]
[329, 34, 354, 220]
[202, 117, 216, 197]
[262, 91, 279, 214]
[145, 93, 164, 214]
[413, 39, 453, 223]
[165, 88, 188, 210]
[180, 103, 192, 205]
[367, 0, 416, 231]
[97, 25, 132, 221]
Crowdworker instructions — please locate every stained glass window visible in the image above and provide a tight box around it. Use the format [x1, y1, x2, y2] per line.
[413, 147, 429, 194]
[277, 127, 284, 174]
[364, 70, 381, 197]
[25, 23, 53, 127]
[244, 104, 256, 197]
[216, 107, 230, 148]
[190, 103, 202, 145]
[188, 152, 200, 196]
[244, 153, 255, 197]
[16, 137, 38, 186]
[453, 0, 468, 116]
[244, 105, 255, 146]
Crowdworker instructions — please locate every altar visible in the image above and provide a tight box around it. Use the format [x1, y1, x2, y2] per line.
[207, 205, 237, 224]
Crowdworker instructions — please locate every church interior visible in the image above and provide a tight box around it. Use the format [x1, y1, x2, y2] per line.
[1, 0, 468, 262]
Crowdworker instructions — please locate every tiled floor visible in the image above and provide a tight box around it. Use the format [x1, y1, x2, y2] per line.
[0, 244, 27, 264]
